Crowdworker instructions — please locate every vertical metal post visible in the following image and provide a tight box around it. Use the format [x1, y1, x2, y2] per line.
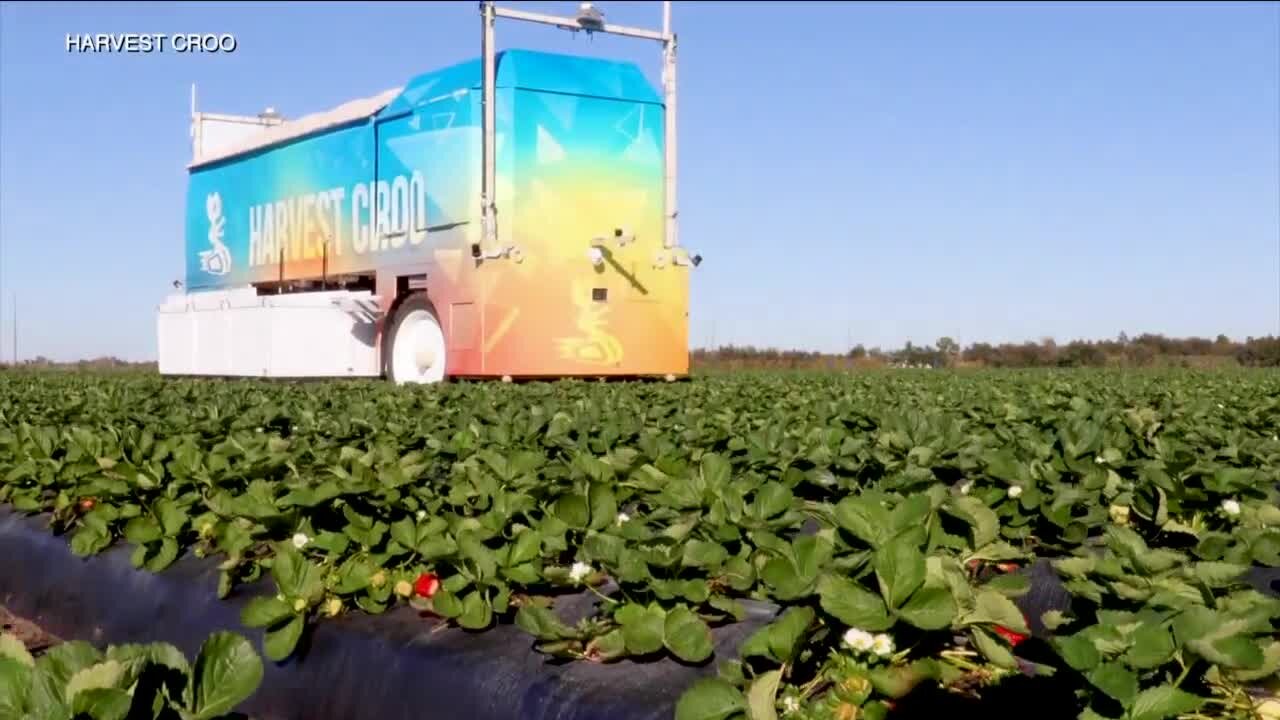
[191, 84, 202, 163]
[662, 1, 678, 249]
[481, 1, 498, 249]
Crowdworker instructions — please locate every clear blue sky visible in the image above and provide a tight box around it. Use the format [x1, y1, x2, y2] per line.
[1, 1, 1277, 362]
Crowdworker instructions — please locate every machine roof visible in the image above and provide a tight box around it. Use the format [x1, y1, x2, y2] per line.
[189, 50, 659, 169]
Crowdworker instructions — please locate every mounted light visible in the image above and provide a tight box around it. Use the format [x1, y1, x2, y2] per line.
[587, 246, 605, 267]
[576, 2, 605, 30]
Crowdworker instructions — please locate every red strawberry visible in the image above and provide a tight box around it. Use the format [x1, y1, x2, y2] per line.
[996, 562, 1018, 573]
[79, 498, 96, 512]
[994, 625, 1028, 647]
[413, 572, 440, 599]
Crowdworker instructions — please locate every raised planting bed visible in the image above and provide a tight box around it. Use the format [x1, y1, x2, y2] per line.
[0, 507, 773, 720]
[1, 370, 1279, 720]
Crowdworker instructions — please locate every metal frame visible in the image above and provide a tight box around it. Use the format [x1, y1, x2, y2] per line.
[479, 1, 678, 253]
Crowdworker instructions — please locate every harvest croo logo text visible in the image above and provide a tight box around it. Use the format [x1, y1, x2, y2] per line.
[65, 33, 237, 53]
[199, 192, 231, 276]
[245, 172, 428, 268]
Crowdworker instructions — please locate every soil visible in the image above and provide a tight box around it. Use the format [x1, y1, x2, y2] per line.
[0, 605, 61, 657]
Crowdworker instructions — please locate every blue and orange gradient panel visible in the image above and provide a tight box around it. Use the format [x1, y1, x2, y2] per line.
[184, 50, 688, 378]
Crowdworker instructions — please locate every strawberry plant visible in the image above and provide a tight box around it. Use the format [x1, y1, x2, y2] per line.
[0, 370, 1277, 719]
[0, 630, 263, 720]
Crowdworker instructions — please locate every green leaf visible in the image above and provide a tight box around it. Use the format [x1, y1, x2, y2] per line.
[1088, 663, 1138, 707]
[1042, 610, 1072, 632]
[889, 493, 933, 536]
[1228, 638, 1280, 683]
[664, 606, 715, 663]
[588, 483, 618, 531]
[458, 591, 493, 630]
[834, 496, 891, 547]
[1123, 623, 1175, 670]
[70, 688, 132, 720]
[754, 482, 793, 519]
[144, 537, 180, 572]
[946, 495, 1000, 548]
[154, 498, 188, 536]
[70, 524, 111, 557]
[874, 540, 927, 609]
[962, 589, 1030, 635]
[868, 659, 943, 699]
[683, 540, 729, 569]
[432, 589, 464, 619]
[896, 586, 957, 630]
[34, 641, 103, 710]
[709, 596, 747, 622]
[984, 573, 1030, 598]
[65, 660, 124, 705]
[123, 516, 163, 545]
[971, 627, 1018, 670]
[270, 544, 304, 595]
[458, 532, 498, 582]
[1127, 685, 1204, 720]
[675, 678, 746, 720]
[817, 574, 892, 631]
[586, 629, 627, 662]
[764, 607, 815, 664]
[191, 631, 265, 720]
[263, 615, 305, 663]
[509, 529, 542, 566]
[241, 596, 293, 629]
[0, 633, 34, 668]
[700, 453, 732, 490]
[515, 606, 574, 641]
[0, 657, 32, 718]
[1056, 633, 1101, 672]
[417, 536, 457, 560]
[1187, 634, 1264, 669]
[617, 603, 666, 656]
[746, 669, 782, 720]
[1192, 561, 1249, 588]
[555, 494, 590, 529]
[390, 517, 418, 549]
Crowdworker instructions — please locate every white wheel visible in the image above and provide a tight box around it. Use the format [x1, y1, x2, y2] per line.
[386, 298, 446, 385]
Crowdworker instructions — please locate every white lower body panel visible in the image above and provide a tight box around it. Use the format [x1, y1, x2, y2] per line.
[157, 287, 383, 378]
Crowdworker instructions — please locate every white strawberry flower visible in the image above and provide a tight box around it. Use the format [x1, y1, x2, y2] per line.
[871, 633, 895, 657]
[1095, 455, 1105, 465]
[616, 512, 631, 525]
[1221, 499, 1241, 517]
[1008, 485, 1023, 499]
[416, 510, 427, 521]
[292, 532, 310, 549]
[959, 481, 973, 495]
[842, 627, 875, 653]
[569, 561, 593, 583]
[780, 696, 801, 715]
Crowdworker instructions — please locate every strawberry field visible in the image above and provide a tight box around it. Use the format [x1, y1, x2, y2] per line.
[1, 370, 1278, 720]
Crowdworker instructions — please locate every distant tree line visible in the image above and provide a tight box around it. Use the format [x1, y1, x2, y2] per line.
[692, 333, 1280, 371]
[3, 334, 1278, 374]
[0, 356, 159, 372]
